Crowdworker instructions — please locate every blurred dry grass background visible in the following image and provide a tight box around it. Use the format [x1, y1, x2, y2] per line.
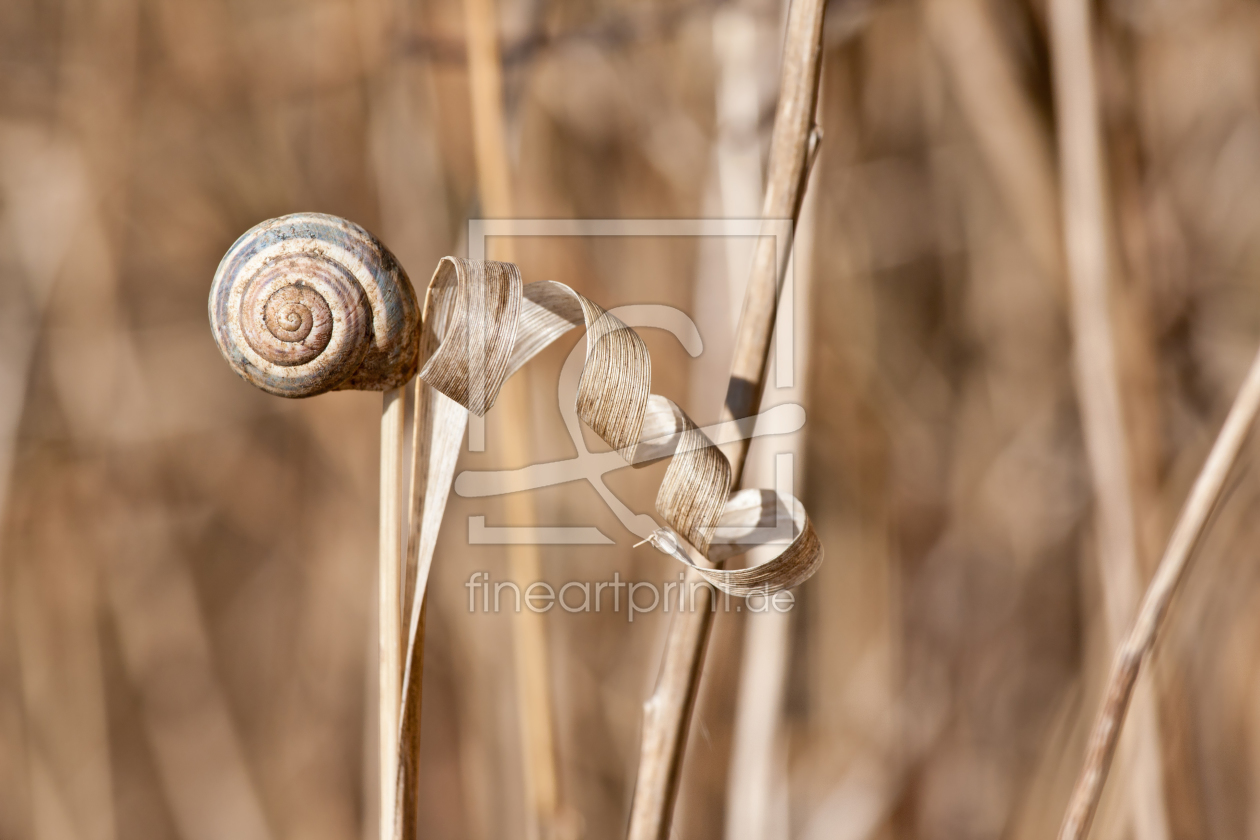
[4, 0, 1260, 838]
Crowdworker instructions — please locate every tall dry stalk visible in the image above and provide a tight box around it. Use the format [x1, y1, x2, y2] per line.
[627, 0, 826, 835]
[0, 131, 73, 840]
[924, 0, 1061, 286]
[408, 0, 561, 836]
[725, 123, 819, 840]
[378, 388, 405, 840]
[1058, 344, 1260, 837]
[1048, 0, 1170, 837]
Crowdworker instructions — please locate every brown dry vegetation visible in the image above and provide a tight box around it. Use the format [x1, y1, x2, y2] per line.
[2, 0, 1260, 838]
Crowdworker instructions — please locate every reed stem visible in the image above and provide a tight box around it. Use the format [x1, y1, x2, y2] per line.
[461, 0, 561, 833]
[626, 0, 826, 835]
[1048, 0, 1170, 834]
[379, 387, 406, 840]
[1058, 346, 1260, 840]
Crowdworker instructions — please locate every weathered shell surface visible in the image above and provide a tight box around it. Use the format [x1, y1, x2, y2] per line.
[209, 213, 420, 397]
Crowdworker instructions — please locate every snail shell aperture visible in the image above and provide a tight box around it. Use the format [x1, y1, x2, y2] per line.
[209, 213, 420, 397]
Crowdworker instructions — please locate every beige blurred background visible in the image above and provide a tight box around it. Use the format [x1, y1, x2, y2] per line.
[3, 0, 1260, 838]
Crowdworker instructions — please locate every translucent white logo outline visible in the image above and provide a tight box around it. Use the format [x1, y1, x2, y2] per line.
[462, 218, 796, 546]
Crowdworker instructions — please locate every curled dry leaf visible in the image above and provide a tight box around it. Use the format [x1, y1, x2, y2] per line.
[392, 254, 823, 839]
[207, 218, 823, 840]
[416, 255, 823, 596]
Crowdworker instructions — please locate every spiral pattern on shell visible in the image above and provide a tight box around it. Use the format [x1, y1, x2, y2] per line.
[209, 213, 420, 398]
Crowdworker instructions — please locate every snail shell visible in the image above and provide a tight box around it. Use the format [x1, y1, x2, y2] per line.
[209, 213, 420, 398]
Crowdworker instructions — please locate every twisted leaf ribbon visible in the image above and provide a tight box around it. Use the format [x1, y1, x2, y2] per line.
[393, 257, 822, 837]
[417, 257, 822, 594]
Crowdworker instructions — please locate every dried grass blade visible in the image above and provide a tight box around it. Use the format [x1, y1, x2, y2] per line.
[391, 256, 826, 834]
[379, 387, 405, 840]
[1048, 0, 1170, 834]
[629, 0, 828, 833]
[1058, 345, 1260, 839]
